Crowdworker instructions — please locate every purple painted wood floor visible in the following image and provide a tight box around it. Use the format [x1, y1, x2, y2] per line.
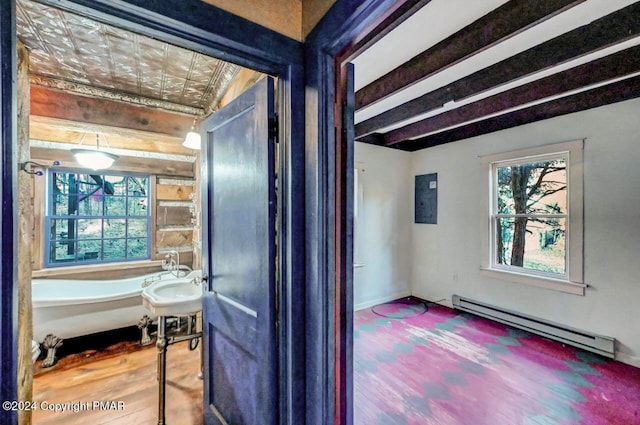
[354, 298, 640, 425]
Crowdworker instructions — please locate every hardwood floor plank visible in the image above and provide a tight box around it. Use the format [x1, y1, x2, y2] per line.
[33, 342, 202, 425]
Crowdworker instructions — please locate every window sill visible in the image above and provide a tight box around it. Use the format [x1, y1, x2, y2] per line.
[32, 259, 163, 279]
[480, 267, 585, 296]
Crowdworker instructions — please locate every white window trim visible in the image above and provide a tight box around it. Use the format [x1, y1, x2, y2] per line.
[480, 139, 585, 295]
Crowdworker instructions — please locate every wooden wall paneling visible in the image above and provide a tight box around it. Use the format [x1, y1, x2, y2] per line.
[156, 183, 194, 201]
[17, 39, 33, 425]
[153, 250, 194, 266]
[30, 86, 195, 138]
[192, 152, 201, 270]
[215, 69, 264, 111]
[157, 206, 192, 226]
[29, 147, 195, 178]
[30, 116, 191, 156]
[155, 230, 194, 248]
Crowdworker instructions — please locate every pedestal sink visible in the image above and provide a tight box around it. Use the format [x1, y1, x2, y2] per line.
[141, 270, 203, 425]
[141, 270, 203, 316]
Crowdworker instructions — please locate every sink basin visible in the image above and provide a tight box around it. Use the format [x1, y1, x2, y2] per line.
[141, 271, 202, 316]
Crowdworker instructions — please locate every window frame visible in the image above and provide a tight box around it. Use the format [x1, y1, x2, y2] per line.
[44, 168, 152, 268]
[480, 140, 585, 295]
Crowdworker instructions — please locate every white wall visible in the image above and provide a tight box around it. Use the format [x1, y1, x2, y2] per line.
[410, 98, 640, 366]
[353, 142, 412, 310]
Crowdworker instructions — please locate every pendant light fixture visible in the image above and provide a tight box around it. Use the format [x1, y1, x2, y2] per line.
[71, 134, 119, 170]
[182, 117, 201, 150]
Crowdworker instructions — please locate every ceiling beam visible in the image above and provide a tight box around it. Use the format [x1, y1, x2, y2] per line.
[30, 86, 196, 138]
[389, 75, 640, 151]
[355, 2, 640, 138]
[354, 0, 585, 110]
[341, 0, 433, 63]
[382, 45, 640, 145]
[30, 116, 193, 156]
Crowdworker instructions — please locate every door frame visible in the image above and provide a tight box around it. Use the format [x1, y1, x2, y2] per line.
[1, 0, 305, 423]
[1, 0, 420, 423]
[304, 1, 428, 423]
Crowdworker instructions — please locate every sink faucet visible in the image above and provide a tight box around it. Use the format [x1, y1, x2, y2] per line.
[162, 250, 181, 278]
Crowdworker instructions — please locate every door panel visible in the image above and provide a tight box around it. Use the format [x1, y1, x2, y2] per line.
[201, 76, 276, 425]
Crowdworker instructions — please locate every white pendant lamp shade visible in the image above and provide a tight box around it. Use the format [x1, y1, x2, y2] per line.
[71, 149, 119, 170]
[72, 134, 118, 170]
[182, 117, 201, 150]
[182, 130, 201, 150]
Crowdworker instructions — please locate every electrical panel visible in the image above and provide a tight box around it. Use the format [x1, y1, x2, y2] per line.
[415, 173, 437, 224]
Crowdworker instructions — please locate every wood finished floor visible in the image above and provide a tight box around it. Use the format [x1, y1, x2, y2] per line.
[354, 298, 640, 425]
[33, 342, 203, 425]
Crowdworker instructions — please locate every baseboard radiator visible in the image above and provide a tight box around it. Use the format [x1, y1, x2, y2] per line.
[452, 295, 615, 358]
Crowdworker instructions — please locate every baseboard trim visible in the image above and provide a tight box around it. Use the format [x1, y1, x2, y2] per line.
[354, 290, 411, 311]
[411, 291, 453, 309]
[616, 352, 640, 368]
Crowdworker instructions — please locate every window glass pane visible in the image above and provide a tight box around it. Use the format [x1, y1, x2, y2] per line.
[51, 194, 71, 216]
[78, 173, 102, 196]
[50, 218, 74, 241]
[51, 172, 70, 195]
[496, 217, 566, 274]
[128, 197, 148, 216]
[105, 219, 126, 238]
[127, 238, 148, 258]
[50, 241, 76, 264]
[46, 169, 151, 267]
[77, 240, 102, 262]
[104, 196, 126, 216]
[128, 218, 147, 238]
[104, 239, 126, 260]
[78, 219, 102, 239]
[79, 195, 103, 216]
[496, 159, 567, 215]
[128, 176, 148, 196]
[105, 175, 126, 195]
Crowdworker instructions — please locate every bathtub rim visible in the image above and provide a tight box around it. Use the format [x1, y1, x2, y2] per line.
[32, 270, 201, 308]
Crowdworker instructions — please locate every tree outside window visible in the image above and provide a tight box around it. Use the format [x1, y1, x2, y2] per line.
[493, 156, 567, 277]
[46, 170, 150, 266]
[481, 140, 584, 294]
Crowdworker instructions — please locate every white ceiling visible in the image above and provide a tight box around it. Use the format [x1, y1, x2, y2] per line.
[352, 0, 640, 135]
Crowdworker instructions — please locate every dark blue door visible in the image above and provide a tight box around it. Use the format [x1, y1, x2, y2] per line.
[201, 76, 277, 425]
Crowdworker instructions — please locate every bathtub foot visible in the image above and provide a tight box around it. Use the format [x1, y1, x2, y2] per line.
[41, 334, 63, 368]
[138, 315, 154, 346]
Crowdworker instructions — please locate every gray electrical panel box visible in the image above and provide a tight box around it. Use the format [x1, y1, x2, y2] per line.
[415, 173, 438, 224]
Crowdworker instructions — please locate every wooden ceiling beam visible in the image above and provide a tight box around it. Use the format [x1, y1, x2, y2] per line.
[391, 75, 640, 152]
[355, 2, 640, 138]
[340, 0, 433, 63]
[30, 147, 194, 178]
[30, 86, 196, 138]
[29, 116, 193, 156]
[382, 45, 640, 145]
[354, 0, 585, 110]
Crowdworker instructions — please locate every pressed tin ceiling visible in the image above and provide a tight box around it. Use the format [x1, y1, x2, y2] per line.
[16, 0, 242, 116]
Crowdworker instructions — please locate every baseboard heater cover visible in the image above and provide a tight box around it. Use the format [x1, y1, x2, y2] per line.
[452, 295, 615, 358]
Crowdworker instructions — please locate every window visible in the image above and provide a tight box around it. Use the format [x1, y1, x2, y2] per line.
[481, 140, 584, 295]
[46, 170, 151, 266]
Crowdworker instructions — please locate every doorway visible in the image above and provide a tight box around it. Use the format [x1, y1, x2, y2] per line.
[3, 1, 305, 424]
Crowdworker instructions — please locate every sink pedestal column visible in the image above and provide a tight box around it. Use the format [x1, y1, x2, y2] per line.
[156, 316, 168, 425]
